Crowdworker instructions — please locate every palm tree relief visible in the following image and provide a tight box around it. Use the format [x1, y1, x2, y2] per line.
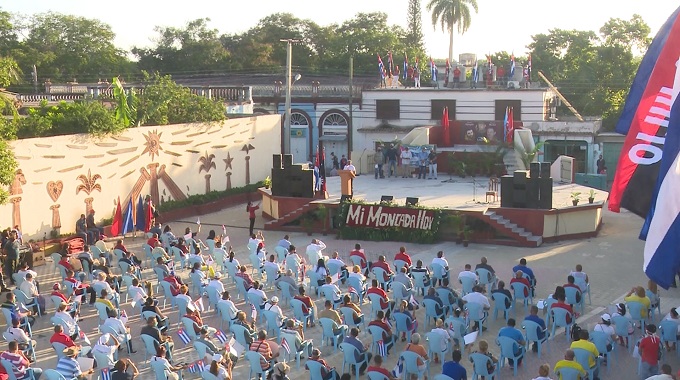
[242, 144, 255, 185]
[198, 152, 216, 193]
[76, 169, 102, 213]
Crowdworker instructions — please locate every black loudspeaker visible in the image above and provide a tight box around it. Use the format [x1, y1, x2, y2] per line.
[540, 162, 551, 178]
[380, 195, 394, 203]
[538, 177, 553, 209]
[513, 190, 526, 208]
[500, 176, 513, 207]
[513, 170, 527, 185]
[529, 162, 540, 178]
[283, 154, 293, 168]
[340, 195, 353, 203]
[273, 154, 282, 169]
[406, 197, 419, 206]
[525, 178, 540, 209]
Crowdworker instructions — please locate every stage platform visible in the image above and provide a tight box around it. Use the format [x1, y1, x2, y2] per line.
[261, 174, 608, 247]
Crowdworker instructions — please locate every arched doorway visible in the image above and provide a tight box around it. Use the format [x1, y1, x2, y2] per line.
[290, 109, 313, 163]
[318, 109, 350, 165]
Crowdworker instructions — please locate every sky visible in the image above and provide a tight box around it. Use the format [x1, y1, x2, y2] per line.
[3, 0, 678, 60]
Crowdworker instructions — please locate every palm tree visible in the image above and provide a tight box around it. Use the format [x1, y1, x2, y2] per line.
[198, 152, 216, 193]
[426, 0, 478, 69]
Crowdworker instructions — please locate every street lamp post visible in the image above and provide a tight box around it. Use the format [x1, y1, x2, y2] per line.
[280, 38, 300, 155]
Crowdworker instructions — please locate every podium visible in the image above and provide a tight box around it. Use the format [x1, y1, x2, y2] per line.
[337, 170, 356, 196]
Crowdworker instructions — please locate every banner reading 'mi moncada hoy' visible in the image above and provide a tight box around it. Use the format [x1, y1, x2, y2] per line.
[344, 204, 436, 230]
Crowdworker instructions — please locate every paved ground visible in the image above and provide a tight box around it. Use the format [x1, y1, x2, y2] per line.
[22, 175, 680, 380]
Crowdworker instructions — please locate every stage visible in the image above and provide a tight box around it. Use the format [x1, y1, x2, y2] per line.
[261, 174, 608, 247]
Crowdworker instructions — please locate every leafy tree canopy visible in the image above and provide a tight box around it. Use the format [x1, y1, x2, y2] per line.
[16, 100, 126, 138]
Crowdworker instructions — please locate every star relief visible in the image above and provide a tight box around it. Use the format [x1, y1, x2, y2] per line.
[142, 129, 163, 160]
[223, 152, 234, 170]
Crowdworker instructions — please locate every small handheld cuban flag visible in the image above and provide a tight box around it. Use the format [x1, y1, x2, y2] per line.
[281, 337, 291, 355]
[194, 298, 205, 313]
[377, 340, 387, 357]
[101, 368, 111, 380]
[392, 357, 404, 378]
[194, 359, 206, 372]
[250, 303, 257, 321]
[215, 330, 228, 345]
[79, 330, 91, 345]
[120, 310, 129, 325]
[187, 363, 198, 374]
[177, 328, 191, 345]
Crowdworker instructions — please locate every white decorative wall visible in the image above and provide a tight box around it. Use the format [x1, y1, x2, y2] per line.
[4, 115, 281, 239]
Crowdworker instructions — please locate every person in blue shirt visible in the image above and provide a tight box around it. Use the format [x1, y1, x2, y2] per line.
[442, 349, 467, 380]
[523, 305, 547, 352]
[417, 148, 429, 179]
[497, 318, 525, 366]
[512, 258, 536, 295]
[344, 327, 372, 375]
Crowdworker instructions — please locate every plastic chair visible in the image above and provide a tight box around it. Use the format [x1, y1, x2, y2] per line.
[278, 281, 295, 306]
[2, 331, 35, 362]
[550, 307, 574, 341]
[393, 312, 415, 342]
[646, 289, 661, 321]
[371, 267, 392, 291]
[401, 350, 430, 380]
[43, 369, 67, 380]
[394, 260, 408, 273]
[141, 334, 159, 362]
[158, 281, 176, 309]
[13, 289, 40, 317]
[445, 317, 467, 348]
[475, 268, 497, 293]
[347, 276, 366, 305]
[100, 324, 131, 353]
[626, 301, 647, 332]
[244, 351, 273, 380]
[326, 261, 342, 279]
[201, 372, 218, 380]
[564, 286, 585, 314]
[391, 281, 411, 305]
[263, 265, 279, 289]
[285, 255, 301, 278]
[660, 319, 680, 358]
[181, 317, 199, 340]
[224, 261, 237, 284]
[280, 331, 304, 369]
[319, 317, 344, 352]
[150, 357, 183, 380]
[247, 294, 265, 323]
[249, 254, 263, 278]
[367, 325, 394, 355]
[189, 272, 205, 297]
[459, 276, 476, 296]
[510, 282, 532, 315]
[339, 342, 369, 379]
[92, 350, 114, 370]
[572, 347, 600, 380]
[93, 302, 109, 323]
[554, 367, 583, 380]
[465, 302, 488, 337]
[496, 336, 525, 377]
[433, 375, 455, 380]
[193, 340, 209, 361]
[11, 274, 24, 289]
[426, 331, 450, 364]
[340, 306, 366, 329]
[590, 330, 615, 372]
[142, 310, 161, 323]
[262, 310, 282, 341]
[305, 360, 326, 380]
[423, 298, 445, 326]
[612, 315, 635, 352]
[412, 271, 432, 296]
[522, 320, 550, 358]
[234, 277, 248, 300]
[431, 264, 448, 285]
[175, 297, 190, 324]
[436, 287, 457, 315]
[142, 244, 153, 267]
[274, 246, 288, 264]
[290, 299, 311, 330]
[574, 277, 591, 305]
[169, 246, 186, 271]
[51, 342, 68, 359]
[367, 293, 387, 319]
[205, 286, 220, 311]
[216, 302, 236, 330]
[491, 292, 513, 322]
[367, 372, 390, 380]
[349, 255, 366, 270]
[230, 323, 255, 350]
[306, 270, 322, 296]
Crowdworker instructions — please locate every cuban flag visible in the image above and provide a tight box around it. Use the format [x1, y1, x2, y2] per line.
[503, 106, 510, 142]
[177, 328, 191, 345]
[377, 54, 385, 80]
[472, 60, 479, 83]
[101, 368, 111, 380]
[215, 330, 228, 345]
[430, 57, 437, 82]
[510, 53, 516, 77]
[281, 337, 291, 355]
[403, 52, 408, 80]
[187, 364, 197, 374]
[388, 52, 394, 77]
[377, 340, 387, 357]
[392, 357, 404, 378]
[250, 303, 257, 321]
[194, 360, 206, 372]
[609, 5, 680, 216]
[79, 330, 91, 345]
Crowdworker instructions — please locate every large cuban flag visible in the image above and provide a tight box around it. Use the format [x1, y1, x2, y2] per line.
[609, 6, 680, 216]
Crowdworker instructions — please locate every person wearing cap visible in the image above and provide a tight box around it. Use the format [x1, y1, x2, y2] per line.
[639, 324, 661, 379]
[208, 271, 225, 294]
[305, 348, 339, 380]
[281, 318, 312, 357]
[207, 353, 232, 380]
[271, 362, 289, 380]
[263, 296, 287, 327]
[92, 333, 120, 367]
[56, 345, 94, 380]
[0, 341, 42, 380]
[110, 358, 139, 380]
[593, 313, 615, 353]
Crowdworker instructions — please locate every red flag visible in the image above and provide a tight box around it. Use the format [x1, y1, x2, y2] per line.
[144, 199, 153, 232]
[442, 107, 451, 147]
[110, 197, 123, 236]
[320, 147, 327, 192]
[507, 108, 515, 144]
[315, 146, 320, 168]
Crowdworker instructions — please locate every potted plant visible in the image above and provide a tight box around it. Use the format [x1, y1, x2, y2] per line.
[301, 217, 314, 236]
[263, 176, 272, 189]
[316, 205, 328, 235]
[571, 192, 581, 206]
[588, 189, 595, 204]
[462, 226, 473, 247]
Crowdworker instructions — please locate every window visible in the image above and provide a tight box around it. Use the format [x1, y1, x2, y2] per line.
[430, 100, 456, 120]
[376, 100, 400, 120]
[494, 100, 521, 121]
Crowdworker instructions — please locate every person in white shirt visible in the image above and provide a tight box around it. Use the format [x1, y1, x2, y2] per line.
[263, 296, 285, 327]
[306, 239, 327, 264]
[263, 255, 282, 280]
[247, 281, 268, 308]
[569, 264, 589, 292]
[247, 235, 262, 255]
[431, 250, 450, 286]
[17, 263, 38, 285]
[128, 278, 148, 305]
[531, 364, 553, 380]
[400, 147, 413, 178]
[319, 276, 342, 304]
[348, 265, 366, 282]
[327, 251, 348, 281]
[277, 235, 291, 251]
[6, 319, 35, 351]
[462, 285, 490, 321]
[175, 285, 193, 306]
[55, 303, 81, 338]
[102, 312, 136, 353]
[19, 273, 45, 314]
[226, 250, 240, 269]
[92, 333, 119, 366]
[458, 264, 479, 281]
[208, 272, 225, 294]
[217, 291, 239, 321]
[592, 313, 615, 353]
[645, 363, 674, 380]
[429, 318, 451, 363]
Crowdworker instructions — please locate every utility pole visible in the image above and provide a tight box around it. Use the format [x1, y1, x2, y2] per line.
[280, 39, 300, 155]
[348, 56, 354, 160]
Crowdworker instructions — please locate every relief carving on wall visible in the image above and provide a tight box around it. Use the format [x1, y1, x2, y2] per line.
[198, 152, 216, 193]
[9, 169, 26, 230]
[76, 169, 102, 214]
[46, 180, 64, 229]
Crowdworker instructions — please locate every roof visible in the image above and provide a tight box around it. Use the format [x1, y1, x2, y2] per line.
[172, 73, 381, 88]
[356, 124, 429, 133]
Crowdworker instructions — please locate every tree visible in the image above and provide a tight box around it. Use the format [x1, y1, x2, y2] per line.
[133, 18, 232, 75]
[135, 72, 225, 126]
[406, 0, 425, 50]
[0, 56, 20, 88]
[17, 100, 126, 138]
[426, 0, 478, 68]
[18, 12, 133, 82]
